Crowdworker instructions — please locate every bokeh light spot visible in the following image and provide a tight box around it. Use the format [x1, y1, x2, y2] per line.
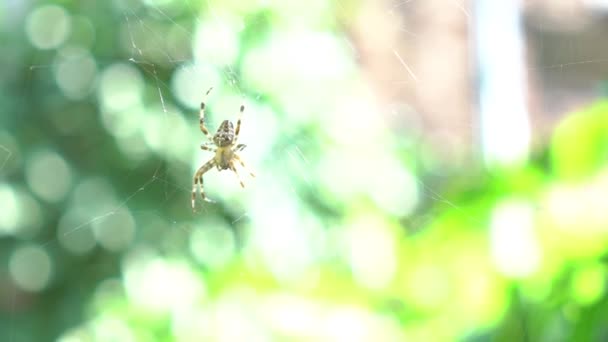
[92, 316, 136, 342]
[249, 188, 323, 284]
[193, 18, 240, 66]
[9, 245, 53, 292]
[171, 63, 221, 109]
[54, 47, 97, 100]
[92, 207, 136, 252]
[408, 263, 452, 311]
[25, 150, 73, 203]
[490, 200, 540, 278]
[57, 208, 97, 255]
[0, 184, 19, 235]
[98, 63, 144, 113]
[242, 31, 352, 110]
[571, 264, 605, 305]
[367, 158, 419, 217]
[212, 289, 271, 341]
[123, 250, 205, 313]
[345, 215, 397, 290]
[71, 177, 118, 213]
[13, 190, 43, 237]
[26, 5, 71, 50]
[190, 221, 236, 269]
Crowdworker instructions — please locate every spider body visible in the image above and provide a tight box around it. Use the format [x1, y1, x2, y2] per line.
[191, 88, 255, 211]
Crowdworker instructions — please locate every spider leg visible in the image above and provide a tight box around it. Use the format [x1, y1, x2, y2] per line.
[192, 159, 215, 211]
[233, 153, 256, 178]
[235, 144, 246, 152]
[234, 103, 245, 143]
[229, 162, 245, 188]
[200, 142, 216, 152]
[199, 87, 214, 140]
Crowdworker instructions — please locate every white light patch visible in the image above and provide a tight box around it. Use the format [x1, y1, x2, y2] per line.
[257, 207, 311, 282]
[171, 63, 221, 109]
[92, 207, 136, 252]
[407, 264, 451, 309]
[490, 200, 540, 278]
[248, 186, 325, 284]
[324, 307, 405, 342]
[325, 310, 363, 341]
[585, 0, 608, 10]
[12, 191, 43, 237]
[0, 185, 42, 237]
[26, 5, 71, 50]
[54, 47, 97, 100]
[367, 157, 419, 217]
[190, 222, 236, 269]
[193, 18, 240, 66]
[25, 150, 73, 203]
[325, 308, 367, 342]
[0, 184, 19, 235]
[123, 250, 205, 313]
[344, 216, 397, 290]
[476, 0, 530, 165]
[326, 91, 383, 146]
[9, 245, 53, 292]
[91, 316, 136, 342]
[242, 31, 352, 104]
[57, 328, 93, 342]
[261, 294, 322, 338]
[212, 290, 270, 342]
[97, 63, 144, 113]
[318, 149, 360, 199]
[242, 30, 354, 128]
[171, 307, 213, 341]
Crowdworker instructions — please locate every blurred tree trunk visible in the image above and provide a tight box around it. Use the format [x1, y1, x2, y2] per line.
[350, 0, 472, 166]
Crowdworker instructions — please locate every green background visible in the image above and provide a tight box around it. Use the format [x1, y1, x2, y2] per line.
[1, 1, 608, 341]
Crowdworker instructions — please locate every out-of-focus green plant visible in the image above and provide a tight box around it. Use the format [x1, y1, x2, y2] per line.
[2, 0, 608, 341]
[551, 101, 608, 180]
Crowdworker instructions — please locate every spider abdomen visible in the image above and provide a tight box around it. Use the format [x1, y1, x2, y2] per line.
[214, 147, 234, 170]
[213, 120, 235, 147]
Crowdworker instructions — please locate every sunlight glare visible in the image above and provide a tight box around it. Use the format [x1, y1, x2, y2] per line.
[490, 200, 540, 278]
[193, 18, 240, 66]
[123, 249, 206, 313]
[344, 215, 397, 290]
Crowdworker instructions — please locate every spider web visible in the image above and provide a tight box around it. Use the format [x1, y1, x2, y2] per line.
[0, 146, 11, 173]
[58, 3, 255, 233]
[6, 0, 608, 341]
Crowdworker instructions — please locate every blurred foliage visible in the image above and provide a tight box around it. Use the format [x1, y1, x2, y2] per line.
[1, 1, 608, 342]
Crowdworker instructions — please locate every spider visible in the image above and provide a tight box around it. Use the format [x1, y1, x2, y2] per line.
[191, 87, 255, 211]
